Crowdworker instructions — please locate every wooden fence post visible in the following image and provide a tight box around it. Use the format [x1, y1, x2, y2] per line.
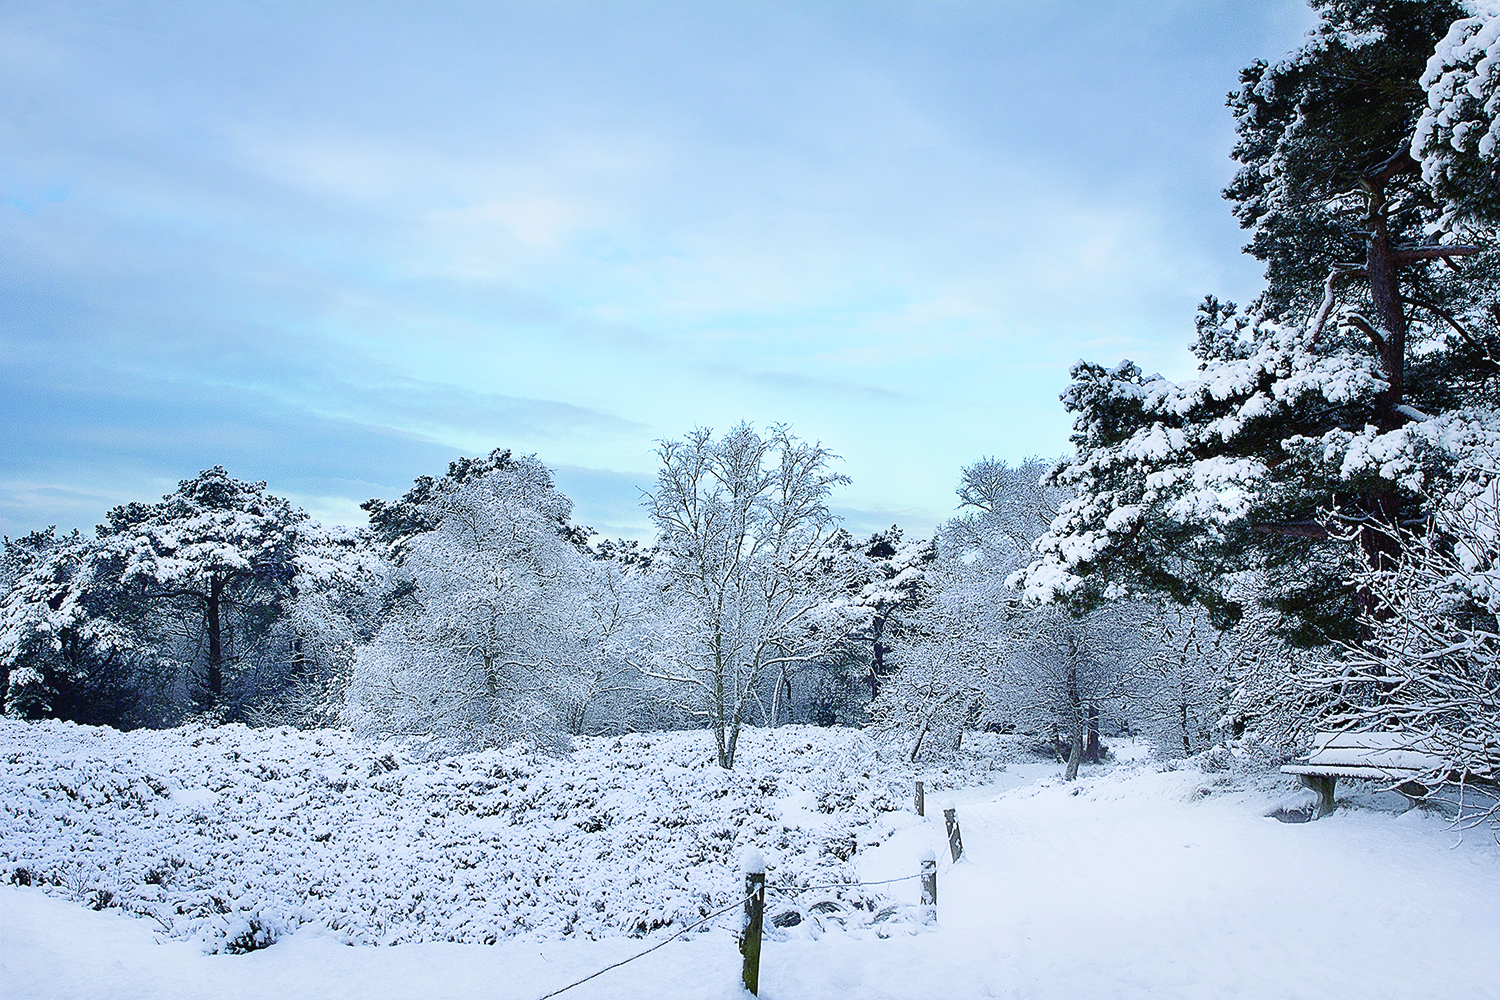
[740, 849, 766, 996]
[914, 779, 925, 817]
[919, 848, 937, 923]
[943, 804, 964, 862]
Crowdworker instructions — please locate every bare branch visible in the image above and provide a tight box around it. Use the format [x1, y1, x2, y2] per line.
[1391, 244, 1482, 264]
[1343, 314, 1384, 349]
[1308, 267, 1365, 346]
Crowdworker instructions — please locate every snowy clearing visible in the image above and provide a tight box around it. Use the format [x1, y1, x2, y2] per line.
[3, 721, 1500, 999]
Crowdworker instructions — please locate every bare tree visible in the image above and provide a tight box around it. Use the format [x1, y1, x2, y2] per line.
[1291, 481, 1500, 808]
[642, 424, 848, 769]
[990, 603, 1149, 779]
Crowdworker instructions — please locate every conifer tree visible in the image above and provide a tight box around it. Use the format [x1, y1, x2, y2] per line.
[1015, 1, 1497, 646]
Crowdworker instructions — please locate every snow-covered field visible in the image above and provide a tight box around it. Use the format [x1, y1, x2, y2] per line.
[4, 721, 1499, 999]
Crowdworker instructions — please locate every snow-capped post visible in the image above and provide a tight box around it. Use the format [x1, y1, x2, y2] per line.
[740, 848, 766, 996]
[919, 848, 937, 922]
[943, 802, 963, 862]
[914, 780, 925, 816]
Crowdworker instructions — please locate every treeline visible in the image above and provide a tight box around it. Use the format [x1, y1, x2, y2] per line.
[0, 434, 934, 760]
[0, 439, 1262, 776]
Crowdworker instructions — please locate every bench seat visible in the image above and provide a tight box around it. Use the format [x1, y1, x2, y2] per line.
[1281, 732, 1445, 818]
[1281, 763, 1433, 780]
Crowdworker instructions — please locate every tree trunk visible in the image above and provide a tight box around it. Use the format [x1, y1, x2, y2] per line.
[1357, 161, 1410, 624]
[770, 666, 791, 727]
[1084, 702, 1101, 763]
[1364, 164, 1406, 435]
[953, 704, 968, 753]
[714, 644, 730, 769]
[726, 713, 742, 770]
[1064, 657, 1083, 781]
[206, 574, 224, 704]
[909, 709, 935, 764]
[1064, 722, 1083, 781]
[1180, 698, 1192, 757]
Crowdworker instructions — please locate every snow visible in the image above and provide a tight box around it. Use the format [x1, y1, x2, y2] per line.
[4, 725, 1500, 999]
[0, 722, 929, 951]
[1415, 3, 1500, 225]
[1301, 731, 1450, 772]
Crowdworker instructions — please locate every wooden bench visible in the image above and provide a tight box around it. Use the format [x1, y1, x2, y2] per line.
[1281, 731, 1445, 819]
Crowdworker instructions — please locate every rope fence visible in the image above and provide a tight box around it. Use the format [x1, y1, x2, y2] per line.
[766, 871, 924, 895]
[531, 892, 755, 1000]
[528, 782, 962, 1000]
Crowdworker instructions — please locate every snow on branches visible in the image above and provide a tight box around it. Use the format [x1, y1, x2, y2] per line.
[1011, 324, 1387, 610]
[1290, 457, 1500, 794]
[1414, 2, 1500, 227]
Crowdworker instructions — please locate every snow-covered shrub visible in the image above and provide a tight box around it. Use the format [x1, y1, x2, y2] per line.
[0, 721, 923, 949]
[213, 914, 283, 954]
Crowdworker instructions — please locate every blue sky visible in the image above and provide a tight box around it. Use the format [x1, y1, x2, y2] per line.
[1, 1, 1316, 541]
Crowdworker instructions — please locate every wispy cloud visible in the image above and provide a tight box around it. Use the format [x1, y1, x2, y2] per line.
[2, 0, 1317, 537]
[703, 366, 908, 404]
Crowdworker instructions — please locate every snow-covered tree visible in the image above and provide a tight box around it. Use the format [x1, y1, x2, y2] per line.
[642, 423, 849, 768]
[0, 528, 146, 723]
[870, 552, 1007, 763]
[1126, 605, 1239, 758]
[808, 526, 935, 720]
[1015, 2, 1496, 647]
[871, 619, 986, 764]
[1414, 3, 1500, 228]
[1, 470, 374, 726]
[988, 603, 1150, 779]
[239, 522, 384, 729]
[545, 550, 665, 736]
[948, 457, 1069, 562]
[347, 453, 591, 753]
[873, 456, 1147, 776]
[874, 458, 1047, 761]
[94, 467, 306, 709]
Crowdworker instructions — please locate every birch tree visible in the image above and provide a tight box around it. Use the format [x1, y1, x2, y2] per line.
[643, 424, 848, 768]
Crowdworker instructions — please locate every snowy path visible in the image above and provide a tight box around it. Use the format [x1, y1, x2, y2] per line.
[6, 762, 1500, 1000]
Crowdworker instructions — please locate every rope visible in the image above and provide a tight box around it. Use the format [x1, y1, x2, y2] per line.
[767, 872, 923, 895]
[529, 868, 932, 999]
[529, 893, 753, 1000]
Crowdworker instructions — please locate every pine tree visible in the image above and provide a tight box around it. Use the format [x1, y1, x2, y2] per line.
[0, 528, 143, 723]
[1015, 1, 1498, 646]
[96, 467, 305, 709]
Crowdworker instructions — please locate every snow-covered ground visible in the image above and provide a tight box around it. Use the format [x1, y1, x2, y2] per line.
[4, 721, 1499, 999]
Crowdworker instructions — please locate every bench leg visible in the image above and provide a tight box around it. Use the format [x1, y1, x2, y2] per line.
[1395, 780, 1428, 811]
[1298, 774, 1336, 818]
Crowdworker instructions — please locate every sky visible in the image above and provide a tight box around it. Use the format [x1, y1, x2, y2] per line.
[1, 0, 1318, 542]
